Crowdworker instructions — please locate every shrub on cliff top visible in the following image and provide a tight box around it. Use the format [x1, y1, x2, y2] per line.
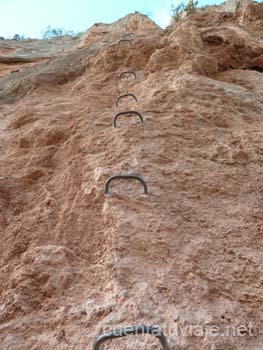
[171, 3, 185, 22]
[171, 0, 198, 22]
[13, 34, 25, 40]
[41, 26, 74, 39]
[185, 0, 199, 14]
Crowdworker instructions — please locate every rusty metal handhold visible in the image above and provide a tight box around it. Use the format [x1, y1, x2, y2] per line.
[119, 70, 137, 81]
[104, 175, 148, 195]
[113, 110, 143, 128]
[93, 325, 170, 350]
[118, 39, 133, 47]
[116, 93, 138, 107]
[121, 32, 135, 38]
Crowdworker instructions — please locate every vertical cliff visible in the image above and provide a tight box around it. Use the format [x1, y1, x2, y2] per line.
[0, 5, 263, 350]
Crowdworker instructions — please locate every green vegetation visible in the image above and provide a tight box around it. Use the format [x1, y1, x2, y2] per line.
[1, 26, 80, 41]
[41, 26, 75, 39]
[13, 34, 25, 40]
[171, 0, 199, 22]
[185, 0, 199, 14]
[171, 3, 185, 22]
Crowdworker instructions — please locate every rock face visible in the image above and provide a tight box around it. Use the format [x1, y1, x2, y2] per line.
[0, 6, 263, 350]
[224, 0, 248, 12]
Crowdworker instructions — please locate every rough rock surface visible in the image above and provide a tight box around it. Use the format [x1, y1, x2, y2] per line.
[0, 5, 263, 350]
[224, 0, 248, 12]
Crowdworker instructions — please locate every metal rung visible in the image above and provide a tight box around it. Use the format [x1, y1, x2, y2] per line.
[104, 175, 148, 194]
[93, 325, 170, 350]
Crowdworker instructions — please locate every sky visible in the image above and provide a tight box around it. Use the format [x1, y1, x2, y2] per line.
[0, 0, 224, 39]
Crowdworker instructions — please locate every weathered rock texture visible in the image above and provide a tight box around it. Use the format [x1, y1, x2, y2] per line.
[0, 5, 263, 350]
[224, 0, 248, 12]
